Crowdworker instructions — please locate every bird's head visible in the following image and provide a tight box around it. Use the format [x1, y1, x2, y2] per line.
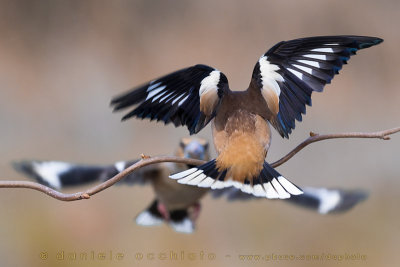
[177, 137, 210, 161]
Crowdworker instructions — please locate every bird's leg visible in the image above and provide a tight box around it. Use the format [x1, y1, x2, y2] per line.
[188, 202, 202, 222]
[157, 202, 170, 220]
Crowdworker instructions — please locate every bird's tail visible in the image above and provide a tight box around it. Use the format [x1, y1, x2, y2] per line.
[135, 199, 196, 234]
[170, 159, 303, 199]
[12, 160, 137, 190]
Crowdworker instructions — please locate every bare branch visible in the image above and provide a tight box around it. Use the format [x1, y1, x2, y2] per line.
[0, 157, 204, 201]
[1, 127, 399, 201]
[270, 126, 400, 167]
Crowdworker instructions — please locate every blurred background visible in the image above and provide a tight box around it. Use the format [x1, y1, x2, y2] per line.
[0, 0, 399, 266]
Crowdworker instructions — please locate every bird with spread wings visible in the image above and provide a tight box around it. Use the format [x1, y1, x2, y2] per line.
[110, 35, 383, 199]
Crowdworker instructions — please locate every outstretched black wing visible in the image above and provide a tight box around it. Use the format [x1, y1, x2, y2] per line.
[12, 159, 155, 189]
[251, 36, 383, 138]
[111, 64, 229, 134]
[211, 186, 368, 214]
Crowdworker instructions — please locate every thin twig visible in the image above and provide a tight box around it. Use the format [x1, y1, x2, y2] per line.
[0, 127, 399, 201]
[270, 126, 400, 167]
[0, 157, 204, 201]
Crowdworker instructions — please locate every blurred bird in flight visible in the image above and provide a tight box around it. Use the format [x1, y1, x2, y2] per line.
[14, 138, 368, 233]
[110, 35, 383, 199]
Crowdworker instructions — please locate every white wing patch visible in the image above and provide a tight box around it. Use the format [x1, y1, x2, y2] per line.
[178, 95, 189, 106]
[288, 68, 303, 80]
[199, 70, 220, 96]
[171, 94, 186, 105]
[258, 55, 284, 96]
[278, 177, 303, 195]
[169, 168, 197, 179]
[271, 178, 290, 199]
[187, 174, 207, 185]
[303, 187, 341, 214]
[114, 161, 126, 172]
[303, 54, 327, 60]
[292, 64, 313, 75]
[169, 218, 194, 234]
[145, 86, 166, 101]
[241, 184, 253, 194]
[311, 47, 334, 53]
[197, 177, 215, 188]
[176, 170, 203, 184]
[252, 184, 267, 197]
[147, 81, 162, 91]
[264, 182, 280, 199]
[159, 91, 174, 103]
[296, 59, 320, 68]
[32, 161, 71, 189]
[145, 80, 191, 105]
[210, 180, 226, 189]
[151, 90, 168, 102]
[135, 210, 163, 226]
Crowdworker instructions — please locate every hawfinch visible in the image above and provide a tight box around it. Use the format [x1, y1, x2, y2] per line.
[14, 138, 368, 233]
[111, 36, 382, 199]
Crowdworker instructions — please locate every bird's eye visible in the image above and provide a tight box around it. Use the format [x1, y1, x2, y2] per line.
[203, 143, 209, 151]
[179, 142, 186, 149]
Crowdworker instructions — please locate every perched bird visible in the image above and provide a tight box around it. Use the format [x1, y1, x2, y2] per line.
[14, 138, 368, 233]
[111, 35, 383, 199]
